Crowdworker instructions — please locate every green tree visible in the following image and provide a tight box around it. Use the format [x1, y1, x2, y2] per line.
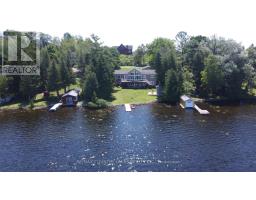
[182, 68, 195, 95]
[40, 48, 50, 89]
[19, 76, 40, 101]
[183, 36, 210, 94]
[201, 55, 224, 97]
[243, 63, 256, 94]
[60, 58, 74, 93]
[82, 69, 98, 103]
[119, 55, 134, 66]
[47, 60, 61, 96]
[163, 69, 182, 103]
[148, 38, 178, 85]
[134, 44, 147, 67]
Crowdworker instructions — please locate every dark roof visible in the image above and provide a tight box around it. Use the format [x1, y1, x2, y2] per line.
[117, 44, 133, 55]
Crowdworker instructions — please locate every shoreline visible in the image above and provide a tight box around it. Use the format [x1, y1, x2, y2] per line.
[0, 100, 158, 112]
[2, 96, 256, 112]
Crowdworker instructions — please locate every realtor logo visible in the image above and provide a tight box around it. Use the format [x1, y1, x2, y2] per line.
[1, 31, 40, 75]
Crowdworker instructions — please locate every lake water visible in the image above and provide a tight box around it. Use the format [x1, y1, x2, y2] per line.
[1, 103, 256, 172]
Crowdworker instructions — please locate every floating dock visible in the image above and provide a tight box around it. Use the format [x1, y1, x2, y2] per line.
[194, 104, 210, 115]
[49, 103, 62, 112]
[124, 104, 132, 112]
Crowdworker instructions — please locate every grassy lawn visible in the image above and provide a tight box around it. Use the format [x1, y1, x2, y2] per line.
[112, 87, 157, 105]
[120, 66, 135, 71]
[0, 102, 22, 110]
[0, 79, 82, 110]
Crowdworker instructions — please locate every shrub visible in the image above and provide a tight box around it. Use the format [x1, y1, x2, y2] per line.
[85, 99, 110, 109]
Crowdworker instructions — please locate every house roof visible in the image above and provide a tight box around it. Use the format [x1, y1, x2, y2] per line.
[114, 68, 156, 75]
[62, 90, 78, 98]
[180, 95, 191, 101]
[114, 70, 129, 74]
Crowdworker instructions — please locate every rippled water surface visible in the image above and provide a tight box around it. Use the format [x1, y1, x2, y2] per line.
[1, 103, 256, 171]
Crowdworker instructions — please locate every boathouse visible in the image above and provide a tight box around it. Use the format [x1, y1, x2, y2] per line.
[61, 90, 79, 106]
[180, 95, 194, 108]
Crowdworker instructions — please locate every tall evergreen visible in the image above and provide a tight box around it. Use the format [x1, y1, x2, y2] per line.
[47, 60, 60, 96]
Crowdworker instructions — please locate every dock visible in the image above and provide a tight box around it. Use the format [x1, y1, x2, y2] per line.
[194, 104, 210, 115]
[49, 103, 62, 112]
[124, 104, 132, 112]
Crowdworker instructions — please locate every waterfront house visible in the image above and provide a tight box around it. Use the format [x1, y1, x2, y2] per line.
[180, 95, 194, 108]
[114, 68, 156, 88]
[61, 90, 79, 106]
[117, 44, 133, 55]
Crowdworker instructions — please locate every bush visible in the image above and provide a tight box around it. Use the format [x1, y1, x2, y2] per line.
[85, 99, 110, 109]
[87, 101, 99, 109]
[95, 98, 110, 108]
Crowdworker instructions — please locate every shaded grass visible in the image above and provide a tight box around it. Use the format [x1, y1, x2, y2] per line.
[120, 66, 135, 71]
[111, 87, 157, 105]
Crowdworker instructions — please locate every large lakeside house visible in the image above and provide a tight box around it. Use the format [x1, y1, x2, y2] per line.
[114, 67, 157, 88]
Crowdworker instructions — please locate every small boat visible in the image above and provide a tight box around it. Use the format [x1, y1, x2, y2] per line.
[131, 105, 136, 109]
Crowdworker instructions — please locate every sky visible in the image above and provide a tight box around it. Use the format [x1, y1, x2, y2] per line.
[1, 0, 256, 48]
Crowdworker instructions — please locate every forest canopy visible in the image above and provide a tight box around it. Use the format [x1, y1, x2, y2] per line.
[1, 31, 256, 105]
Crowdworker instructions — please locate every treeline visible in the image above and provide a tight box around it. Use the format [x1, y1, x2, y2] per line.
[0, 32, 119, 107]
[1, 31, 256, 105]
[146, 32, 256, 102]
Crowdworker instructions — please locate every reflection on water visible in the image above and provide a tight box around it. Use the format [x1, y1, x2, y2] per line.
[1, 103, 256, 171]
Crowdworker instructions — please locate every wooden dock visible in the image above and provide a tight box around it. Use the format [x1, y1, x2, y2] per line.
[124, 104, 132, 112]
[194, 104, 209, 115]
[49, 103, 62, 112]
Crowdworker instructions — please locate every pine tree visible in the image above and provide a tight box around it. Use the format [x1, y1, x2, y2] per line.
[19, 76, 40, 101]
[163, 69, 182, 103]
[60, 58, 70, 93]
[82, 69, 98, 103]
[47, 60, 60, 96]
[40, 48, 50, 89]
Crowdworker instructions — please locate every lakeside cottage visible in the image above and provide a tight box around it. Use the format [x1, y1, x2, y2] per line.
[114, 67, 157, 89]
[61, 90, 79, 106]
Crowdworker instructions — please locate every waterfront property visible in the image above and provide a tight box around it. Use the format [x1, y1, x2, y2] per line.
[114, 67, 157, 89]
[61, 90, 79, 106]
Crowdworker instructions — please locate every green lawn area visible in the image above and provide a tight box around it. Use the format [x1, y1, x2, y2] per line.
[0, 102, 22, 110]
[111, 87, 157, 105]
[0, 79, 82, 110]
[120, 66, 135, 71]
